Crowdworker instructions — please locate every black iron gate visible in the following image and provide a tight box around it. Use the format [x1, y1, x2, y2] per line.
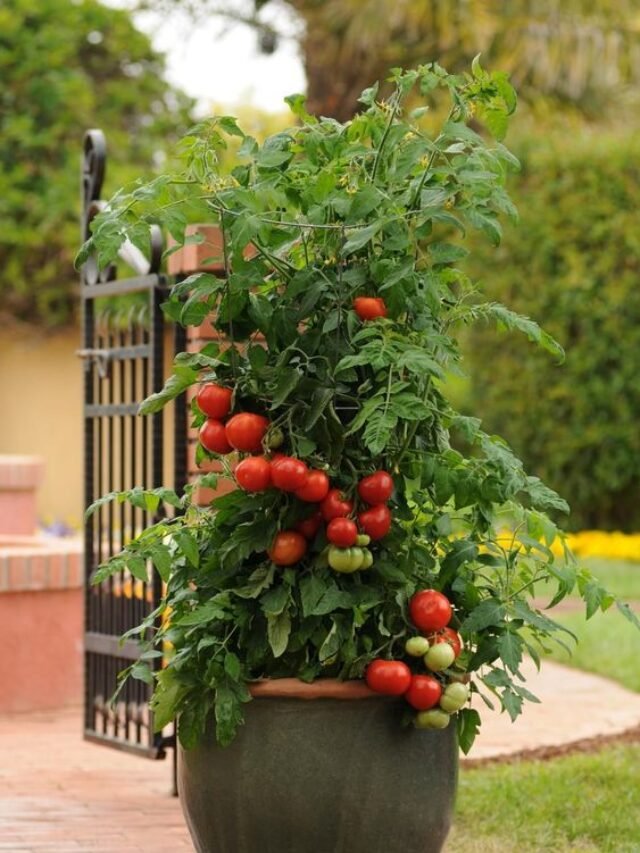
[80, 129, 187, 761]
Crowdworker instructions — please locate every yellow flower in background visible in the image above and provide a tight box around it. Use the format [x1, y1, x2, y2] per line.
[551, 530, 640, 562]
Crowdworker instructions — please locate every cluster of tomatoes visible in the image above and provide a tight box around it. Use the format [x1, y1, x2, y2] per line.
[365, 590, 468, 729]
[196, 383, 394, 571]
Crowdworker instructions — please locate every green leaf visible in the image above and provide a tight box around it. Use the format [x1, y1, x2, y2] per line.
[616, 601, 640, 630]
[175, 532, 200, 568]
[214, 683, 245, 747]
[224, 652, 242, 681]
[457, 707, 481, 755]
[139, 364, 198, 415]
[267, 611, 291, 658]
[151, 668, 187, 731]
[342, 222, 381, 255]
[271, 367, 302, 408]
[480, 303, 565, 362]
[498, 631, 524, 674]
[150, 543, 172, 582]
[461, 599, 506, 633]
[260, 584, 291, 617]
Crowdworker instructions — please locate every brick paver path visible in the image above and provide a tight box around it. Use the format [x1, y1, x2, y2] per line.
[3, 659, 640, 850]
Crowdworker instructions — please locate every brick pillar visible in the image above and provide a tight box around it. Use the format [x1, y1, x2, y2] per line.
[0, 455, 44, 535]
[167, 225, 236, 505]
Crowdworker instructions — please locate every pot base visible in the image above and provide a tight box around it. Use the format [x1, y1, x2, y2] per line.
[179, 694, 458, 853]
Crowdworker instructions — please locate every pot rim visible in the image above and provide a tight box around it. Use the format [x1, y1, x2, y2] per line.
[248, 677, 379, 700]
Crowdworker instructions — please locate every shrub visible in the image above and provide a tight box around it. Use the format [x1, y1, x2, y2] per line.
[464, 134, 640, 531]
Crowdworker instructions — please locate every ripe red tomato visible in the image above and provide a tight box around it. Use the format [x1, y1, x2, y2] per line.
[294, 511, 323, 540]
[357, 470, 394, 505]
[270, 456, 308, 492]
[199, 419, 232, 454]
[195, 383, 233, 419]
[354, 297, 387, 321]
[365, 660, 411, 696]
[320, 488, 354, 521]
[409, 590, 452, 633]
[326, 517, 358, 548]
[225, 413, 269, 452]
[404, 675, 443, 711]
[235, 456, 271, 492]
[268, 531, 307, 566]
[294, 470, 330, 503]
[431, 627, 463, 659]
[358, 504, 392, 540]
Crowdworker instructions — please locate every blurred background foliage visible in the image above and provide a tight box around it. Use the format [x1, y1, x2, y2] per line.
[463, 133, 640, 532]
[0, 0, 194, 327]
[3, 0, 640, 530]
[149, 0, 640, 121]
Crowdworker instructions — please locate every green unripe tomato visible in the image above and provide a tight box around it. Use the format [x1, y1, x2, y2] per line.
[265, 427, 285, 449]
[424, 643, 455, 672]
[414, 709, 450, 730]
[405, 636, 431, 657]
[439, 682, 470, 713]
[328, 546, 364, 573]
[359, 548, 374, 570]
[356, 534, 371, 546]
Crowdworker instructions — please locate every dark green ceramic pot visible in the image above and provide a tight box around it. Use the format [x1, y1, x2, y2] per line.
[178, 679, 458, 853]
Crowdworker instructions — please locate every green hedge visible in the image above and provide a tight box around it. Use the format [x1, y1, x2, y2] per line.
[463, 133, 640, 531]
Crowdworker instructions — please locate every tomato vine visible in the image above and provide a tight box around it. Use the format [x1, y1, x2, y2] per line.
[80, 60, 639, 753]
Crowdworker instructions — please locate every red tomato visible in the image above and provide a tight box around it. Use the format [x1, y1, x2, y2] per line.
[354, 297, 387, 321]
[199, 419, 232, 454]
[294, 470, 330, 503]
[365, 659, 411, 696]
[195, 383, 233, 419]
[320, 488, 354, 521]
[326, 517, 358, 548]
[357, 471, 394, 505]
[268, 531, 307, 566]
[235, 456, 271, 492]
[271, 456, 309, 492]
[358, 504, 392, 540]
[404, 675, 442, 711]
[225, 413, 269, 452]
[409, 590, 452, 633]
[294, 511, 323, 540]
[431, 627, 463, 659]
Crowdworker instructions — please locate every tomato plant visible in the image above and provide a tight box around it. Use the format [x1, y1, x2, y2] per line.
[268, 531, 307, 566]
[199, 419, 232, 455]
[409, 590, 452, 633]
[326, 517, 358, 548]
[271, 456, 308, 492]
[83, 61, 637, 754]
[354, 297, 387, 321]
[365, 660, 411, 696]
[294, 511, 323, 540]
[225, 413, 269, 452]
[294, 470, 330, 502]
[196, 383, 233, 420]
[358, 504, 391, 540]
[432, 628, 463, 659]
[235, 456, 271, 492]
[321, 489, 354, 522]
[357, 471, 394, 505]
[328, 546, 364, 573]
[405, 675, 442, 711]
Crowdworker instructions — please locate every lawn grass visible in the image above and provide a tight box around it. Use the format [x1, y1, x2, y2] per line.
[545, 607, 640, 693]
[580, 557, 640, 601]
[448, 744, 640, 852]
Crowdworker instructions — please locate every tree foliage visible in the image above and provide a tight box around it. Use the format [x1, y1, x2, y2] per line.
[147, 0, 640, 119]
[464, 133, 640, 532]
[0, 0, 193, 327]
